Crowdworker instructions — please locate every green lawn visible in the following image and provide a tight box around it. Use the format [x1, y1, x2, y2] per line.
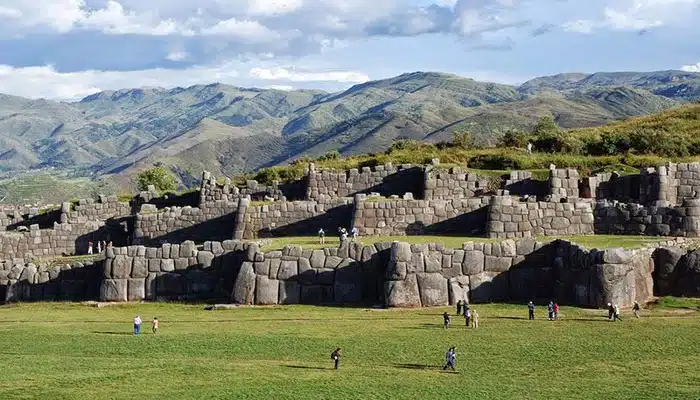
[259, 235, 678, 251]
[0, 302, 698, 399]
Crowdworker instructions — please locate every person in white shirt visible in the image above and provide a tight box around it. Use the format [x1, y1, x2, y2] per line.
[133, 315, 142, 335]
[350, 227, 359, 242]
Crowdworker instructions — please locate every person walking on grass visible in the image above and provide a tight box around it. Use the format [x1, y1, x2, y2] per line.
[607, 303, 614, 320]
[443, 347, 456, 371]
[613, 304, 623, 322]
[443, 312, 451, 329]
[471, 310, 479, 328]
[464, 307, 471, 327]
[528, 301, 535, 320]
[350, 226, 359, 242]
[133, 315, 142, 336]
[331, 348, 342, 369]
[318, 228, 325, 244]
[547, 301, 554, 320]
[456, 300, 463, 316]
[553, 303, 560, 321]
[633, 301, 641, 318]
[152, 317, 159, 334]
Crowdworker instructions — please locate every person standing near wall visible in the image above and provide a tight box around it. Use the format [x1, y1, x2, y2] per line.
[464, 305, 471, 327]
[547, 301, 554, 321]
[633, 301, 641, 318]
[443, 312, 451, 329]
[350, 226, 359, 242]
[456, 300, 462, 316]
[318, 228, 325, 244]
[553, 303, 560, 321]
[133, 315, 142, 335]
[87, 241, 93, 255]
[471, 310, 479, 328]
[613, 305, 623, 322]
[607, 303, 614, 321]
[528, 301, 535, 320]
[152, 317, 159, 334]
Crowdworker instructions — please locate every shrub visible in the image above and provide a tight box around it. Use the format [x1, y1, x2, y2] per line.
[453, 130, 475, 149]
[316, 150, 341, 161]
[136, 167, 178, 192]
[253, 168, 281, 186]
[497, 128, 530, 148]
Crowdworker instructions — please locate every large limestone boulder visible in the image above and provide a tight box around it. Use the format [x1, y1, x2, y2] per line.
[232, 262, 256, 305]
[469, 272, 507, 303]
[127, 278, 145, 301]
[448, 276, 470, 305]
[255, 275, 280, 305]
[652, 247, 685, 296]
[416, 273, 448, 307]
[334, 259, 363, 303]
[100, 279, 127, 302]
[279, 281, 301, 304]
[385, 274, 421, 307]
[674, 250, 700, 297]
[591, 263, 635, 308]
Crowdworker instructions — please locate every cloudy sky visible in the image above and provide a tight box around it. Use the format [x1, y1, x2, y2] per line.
[0, 0, 699, 100]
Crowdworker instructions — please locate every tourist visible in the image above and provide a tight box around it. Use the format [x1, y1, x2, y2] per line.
[553, 303, 560, 321]
[152, 317, 159, 334]
[350, 226, 359, 242]
[133, 315, 142, 335]
[547, 301, 554, 320]
[318, 228, 325, 244]
[527, 142, 533, 154]
[338, 227, 348, 243]
[464, 307, 471, 327]
[443, 312, 451, 329]
[613, 304, 623, 322]
[443, 347, 456, 371]
[528, 301, 535, 320]
[87, 241, 93, 255]
[331, 348, 342, 369]
[97, 241, 102, 253]
[456, 300, 463, 316]
[607, 303, 614, 320]
[471, 310, 479, 328]
[633, 301, 641, 318]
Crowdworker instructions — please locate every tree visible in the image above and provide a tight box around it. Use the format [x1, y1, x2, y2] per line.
[136, 167, 178, 192]
[453, 130, 475, 149]
[497, 128, 529, 148]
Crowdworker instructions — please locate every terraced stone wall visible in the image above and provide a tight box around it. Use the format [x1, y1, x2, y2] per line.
[306, 163, 424, 201]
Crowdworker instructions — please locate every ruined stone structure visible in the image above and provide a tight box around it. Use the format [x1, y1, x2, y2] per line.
[3, 160, 700, 307]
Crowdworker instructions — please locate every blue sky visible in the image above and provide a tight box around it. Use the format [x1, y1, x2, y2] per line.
[0, 0, 698, 100]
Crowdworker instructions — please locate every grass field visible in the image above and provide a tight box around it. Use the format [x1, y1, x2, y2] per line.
[259, 235, 678, 251]
[0, 302, 699, 399]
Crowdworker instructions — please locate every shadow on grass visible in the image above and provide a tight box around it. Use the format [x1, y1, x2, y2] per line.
[394, 363, 439, 370]
[283, 365, 329, 371]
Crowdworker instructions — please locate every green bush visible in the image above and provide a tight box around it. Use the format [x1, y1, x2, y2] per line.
[497, 128, 530, 148]
[136, 167, 178, 192]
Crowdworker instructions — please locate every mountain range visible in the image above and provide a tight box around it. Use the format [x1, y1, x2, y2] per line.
[1, 70, 699, 188]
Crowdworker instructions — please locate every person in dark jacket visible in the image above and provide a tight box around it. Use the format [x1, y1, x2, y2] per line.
[528, 301, 535, 320]
[443, 312, 451, 329]
[456, 300, 463, 316]
[331, 348, 342, 369]
[607, 303, 614, 320]
[443, 347, 456, 371]
[547, 301, 554, 320]
[633, 301, 641, 318]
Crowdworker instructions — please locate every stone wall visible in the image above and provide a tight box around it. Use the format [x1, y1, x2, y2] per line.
[0, 204, 60, 230]
[100, 240, 247, 302]
[232, 242, 389, 306]
[383, 239, 666, 308]
[352, 197, 491, 236]
[487, 196, 595, 239]
[0, 221, 108, 260]
[0, 257, 102, 302]
[549, 168, 579, 199]
[423, 166, 491, 200]
[594, 198, 700, 237]
[62, 196, 131, 224]
[306, 163, 424, 201]
[235, 198, 354, 239]
[504, 171, 548, 197]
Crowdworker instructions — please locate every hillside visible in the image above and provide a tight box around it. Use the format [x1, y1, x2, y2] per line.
[0, 70, 698, 194]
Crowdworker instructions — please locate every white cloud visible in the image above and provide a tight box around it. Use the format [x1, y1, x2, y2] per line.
[247, 0, 304, 16]
[200, 18, 282, 42]
[681, 62, 700, 72]
[249, 67, 369, 83]
[0, 62, 369, 100]
[265, 84, 294, 91]
[165, 51, 188, 62]
[562, 19, 598, 34]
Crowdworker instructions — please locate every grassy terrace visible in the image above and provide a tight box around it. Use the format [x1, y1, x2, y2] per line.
[258, 235, 679, 251]
[0, 302, 698, 399]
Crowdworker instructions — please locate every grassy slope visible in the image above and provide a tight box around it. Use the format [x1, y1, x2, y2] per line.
[0, 303, 697, 399]
[258, 235, 675, 251]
